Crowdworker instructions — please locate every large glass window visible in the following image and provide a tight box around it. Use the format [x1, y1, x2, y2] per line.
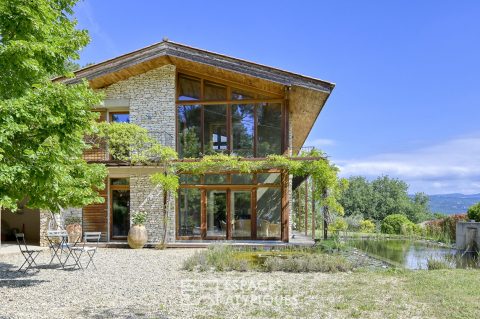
[206, 190, 227, 238]
[231, 191, 252, 238]
[177, 105, 202, 158]
[178, 188, 202, 237]
[204, 174, 228, 184]
[204, 81, 226, 101]
[178, 173, 283, 240]
[176, 74, 284, 158]
[231, 104, 254, 157]
[256, 188, 281, 238]
[257, 173, 281, 184]
[204, 105, 227, 154]
[178, 75, 201, 101]
[257, 103, 282, 157]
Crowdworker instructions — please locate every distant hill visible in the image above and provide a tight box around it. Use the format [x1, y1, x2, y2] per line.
[427, 193, 480, 215]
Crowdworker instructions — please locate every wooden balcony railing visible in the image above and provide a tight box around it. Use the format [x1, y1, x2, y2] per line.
[83, 130, 175, 163]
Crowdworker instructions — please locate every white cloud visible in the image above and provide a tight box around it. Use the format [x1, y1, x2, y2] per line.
[304, 138, 336, 148]
[336, 134, 480, 194]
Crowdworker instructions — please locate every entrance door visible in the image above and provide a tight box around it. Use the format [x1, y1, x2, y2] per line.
[205, 190, 227, 239]
[110, 178, 130, 240]
[231, 190, 252, 239]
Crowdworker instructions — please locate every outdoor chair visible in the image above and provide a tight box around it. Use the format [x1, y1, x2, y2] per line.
[15, 233, 42, 272]
[70, 232, 101, 270]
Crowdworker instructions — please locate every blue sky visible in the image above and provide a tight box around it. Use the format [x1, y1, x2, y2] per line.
[74, 0, 480, 194]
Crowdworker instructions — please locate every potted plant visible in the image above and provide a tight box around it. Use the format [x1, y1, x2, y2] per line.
[128, 211, 148, 249]
[65, 216, 82, 243]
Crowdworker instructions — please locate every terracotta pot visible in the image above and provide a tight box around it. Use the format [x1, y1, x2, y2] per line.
[66, 223, 82, 243]
[128, 225, 148, 249]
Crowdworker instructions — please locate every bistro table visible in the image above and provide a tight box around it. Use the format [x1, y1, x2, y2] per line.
[46, 230, 75, 268]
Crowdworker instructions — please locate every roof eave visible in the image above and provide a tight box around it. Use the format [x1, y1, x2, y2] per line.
[54, 41, 335, 94]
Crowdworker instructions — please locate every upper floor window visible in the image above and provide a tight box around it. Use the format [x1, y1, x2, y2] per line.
[176, 74, 285, 158]
[110, 112, 130, 123]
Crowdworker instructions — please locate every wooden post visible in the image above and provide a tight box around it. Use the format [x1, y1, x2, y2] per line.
[304, 178, 308, 236]
[311, 179, 316, 240]
[323, 188, 328, 240]
[297, 188, 301, 231]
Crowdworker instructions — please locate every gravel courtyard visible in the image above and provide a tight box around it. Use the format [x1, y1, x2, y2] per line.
[0, 248, 436, 319]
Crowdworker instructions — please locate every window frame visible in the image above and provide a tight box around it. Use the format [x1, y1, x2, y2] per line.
[175, 72, 287, 158]
[176, 171, 286, 241]
[109, 111, 130, 123]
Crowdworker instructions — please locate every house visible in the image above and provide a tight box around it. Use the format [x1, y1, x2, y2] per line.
[7, 40, 334, 246]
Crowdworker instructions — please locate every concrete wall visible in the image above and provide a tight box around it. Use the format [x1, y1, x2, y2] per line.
[456, 222, 480, 251]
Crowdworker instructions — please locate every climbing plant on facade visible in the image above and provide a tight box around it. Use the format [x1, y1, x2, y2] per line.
[97, 122, 347, 244]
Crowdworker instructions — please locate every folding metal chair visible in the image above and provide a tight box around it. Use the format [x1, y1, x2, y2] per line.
[70, 232, 101, 270]
[15, 233, 42, 272]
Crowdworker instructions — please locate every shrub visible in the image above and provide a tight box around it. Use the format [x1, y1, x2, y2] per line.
[328, 217, 348, 234]
[182, 245, 250, 272]
[467, 203, 480, 222]
[263, 254, 352, 273]
[132, 211, 148, 225]
[427, 258, 451, 270]
[381, 214, 415, 235]
[424, 214, 468, 242]
[345, 214, 364, 231]
[359, 220, 375, 233]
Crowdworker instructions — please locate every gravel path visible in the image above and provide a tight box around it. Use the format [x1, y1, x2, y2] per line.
[0, 248, 407, 319]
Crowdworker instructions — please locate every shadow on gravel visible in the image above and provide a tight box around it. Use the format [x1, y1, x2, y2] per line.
[79, 307, 168, 319]
[0, 262, 47, 288]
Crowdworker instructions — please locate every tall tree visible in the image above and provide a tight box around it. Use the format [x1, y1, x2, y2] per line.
[339, 175, 432, 223]
[0, 0, 107, 216]
[371, 176, 411, 221]
[338, 176, 376, 219]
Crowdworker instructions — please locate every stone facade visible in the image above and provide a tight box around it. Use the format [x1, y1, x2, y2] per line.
[103, 64, 177, 242]
[103, 64, 176, 147]
[129, 174, 175, 243]
[39, 210, 50, 247]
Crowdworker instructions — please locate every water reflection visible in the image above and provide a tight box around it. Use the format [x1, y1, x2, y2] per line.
[348, 239, 478, 269]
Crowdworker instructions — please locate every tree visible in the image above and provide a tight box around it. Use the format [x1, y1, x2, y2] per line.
[467, 203, 480, 222]
[408, 192, 431, 223]
[338, 176, 375, 219]
[0, 0, 107, 216]
[339, 175, 433, 223]
[371, 176, 411, 221]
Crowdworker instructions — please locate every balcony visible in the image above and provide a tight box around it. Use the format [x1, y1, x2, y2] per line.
[83, 129, 174, 163]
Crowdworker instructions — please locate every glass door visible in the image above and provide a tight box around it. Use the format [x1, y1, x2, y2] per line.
[231, 190, 252, 239]
[205, 190, 227, 238]
[110, 178, 130, 240]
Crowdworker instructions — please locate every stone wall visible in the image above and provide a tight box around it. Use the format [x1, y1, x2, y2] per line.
[103, 64, 176, 147]
[39, 210, 50, 247]
[102, 64, 177, 243]
[130, 175, 175, 243]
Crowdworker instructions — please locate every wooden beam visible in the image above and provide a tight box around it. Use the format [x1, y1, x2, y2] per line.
[304, 178, 308, 237]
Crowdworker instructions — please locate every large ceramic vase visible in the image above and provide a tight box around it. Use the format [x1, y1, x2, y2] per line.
[66, 223, 82, 243]
[128, 225, 148, 249]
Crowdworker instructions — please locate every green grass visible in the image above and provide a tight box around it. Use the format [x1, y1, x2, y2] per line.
[246, 269, 480, 319]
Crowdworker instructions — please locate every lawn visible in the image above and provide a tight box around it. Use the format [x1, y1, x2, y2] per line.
[0, 248, 479, 319]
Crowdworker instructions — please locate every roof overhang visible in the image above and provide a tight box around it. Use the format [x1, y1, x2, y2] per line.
[55, 40, 335, 152]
